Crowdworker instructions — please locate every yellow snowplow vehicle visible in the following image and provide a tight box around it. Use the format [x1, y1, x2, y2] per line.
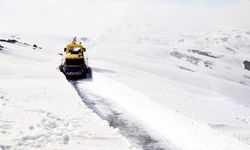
[60, 37, 92, 78]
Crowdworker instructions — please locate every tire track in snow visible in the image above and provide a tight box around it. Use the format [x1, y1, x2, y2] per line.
[69, 80, 180, 150]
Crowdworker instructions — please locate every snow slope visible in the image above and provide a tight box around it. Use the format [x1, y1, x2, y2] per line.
[1, 26, 250, 150]
[1, 0, 250, 149]
[76, 25, 250, 150]
[0, 34, 133, 150]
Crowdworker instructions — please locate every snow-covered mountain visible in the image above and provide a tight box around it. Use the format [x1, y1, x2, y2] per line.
[1, 0, 250, 149]
[79, 25, 250, 150]
[1, 23, 250, 150]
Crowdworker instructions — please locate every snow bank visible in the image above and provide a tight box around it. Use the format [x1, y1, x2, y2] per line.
[79, 73, 250, 150]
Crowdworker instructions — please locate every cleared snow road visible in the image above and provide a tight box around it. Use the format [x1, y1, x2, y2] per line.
[70, 79, 180, 150]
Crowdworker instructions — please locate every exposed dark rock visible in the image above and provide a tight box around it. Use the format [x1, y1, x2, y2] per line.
[209, 123, 228, 129]
[221, 37, 228, 42]
[32, 44, 42, 49]
[204, 60, 214, 69]
[186, 56, 201, 65]
[170, 51, 214, 68]
[225, 47, 236, 53]
[179, 39, 184, 42]
[0, 44, 3, 50]
[239, 81, 247, 86]
[0, 38, 42, 50]
[8, 39, 18, 43]
[188, 49, 223, 58]
[170, 51, 201, 65]
[0, 39, 18, 43]
[177, 65, 194, 72]
[170, 51, 185, 59]
[236, 35, 242, 39]
[243, 61, 250, 71]
[23, 43, 30, 46]
[243, 75, 250, 80]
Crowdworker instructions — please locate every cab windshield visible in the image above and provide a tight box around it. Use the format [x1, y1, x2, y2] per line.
[69, 47, 81, 54]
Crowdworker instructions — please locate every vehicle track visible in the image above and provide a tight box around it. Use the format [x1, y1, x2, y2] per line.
[69, 80, 180, 150]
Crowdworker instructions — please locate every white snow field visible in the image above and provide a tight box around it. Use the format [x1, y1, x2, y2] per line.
[75, 25, 250, 150]
[1, 0, 250, 150]
[0, 34, 133, 150]
[1, 26, 250, 150]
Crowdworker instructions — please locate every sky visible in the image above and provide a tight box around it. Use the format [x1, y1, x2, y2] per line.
[0, 0, 249, 36]
[159, 0, 239, 4]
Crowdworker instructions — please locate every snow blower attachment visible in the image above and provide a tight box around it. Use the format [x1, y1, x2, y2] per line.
[60, 37, 92, 79]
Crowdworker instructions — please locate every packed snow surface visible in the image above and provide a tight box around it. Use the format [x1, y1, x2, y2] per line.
[0, 34, 133, 150]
